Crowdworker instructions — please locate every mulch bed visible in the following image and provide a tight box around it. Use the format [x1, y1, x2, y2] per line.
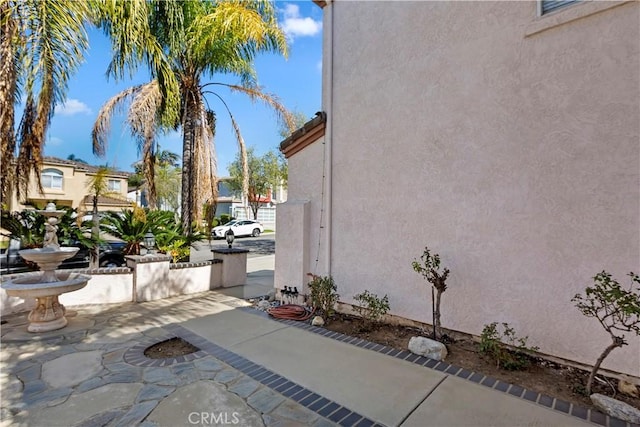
[324, 313, 640, 412]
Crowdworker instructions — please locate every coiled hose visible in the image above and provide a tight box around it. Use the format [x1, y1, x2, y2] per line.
[267, 304, 315, 321]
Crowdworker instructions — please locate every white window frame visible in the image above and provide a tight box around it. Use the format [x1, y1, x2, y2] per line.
[539, 0, 579, 16]
[41, 169, 63, 190]
[107, 179, 121, 192]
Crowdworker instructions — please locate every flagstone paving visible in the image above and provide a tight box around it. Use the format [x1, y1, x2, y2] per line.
[1, 293, 341, 427]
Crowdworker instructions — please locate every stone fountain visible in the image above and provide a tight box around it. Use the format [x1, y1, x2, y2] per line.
[1, 203, 91, 332]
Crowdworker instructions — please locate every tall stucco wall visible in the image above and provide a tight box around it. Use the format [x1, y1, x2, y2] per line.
[328, 1, 639, 375]
[275, 138, 327, 293]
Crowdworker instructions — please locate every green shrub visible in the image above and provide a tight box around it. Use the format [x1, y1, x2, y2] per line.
[307, 273, 339, 318]
[353, 290, 390, 330]
[479, 322, 539, 370]
[219, 214, 231, 225]
[159, 240, 190, 263]
[572, 271, 640, 394]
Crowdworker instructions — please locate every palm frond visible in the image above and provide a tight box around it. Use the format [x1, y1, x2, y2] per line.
[92, 84, 143, 156]
[0, 1, 19, 204]
[190, 1, 287, 61]
[206, 90, 248, 199]
[94, 0, 180, 126]
[9, 0, 90, 202]
[210, 82, 296, 133]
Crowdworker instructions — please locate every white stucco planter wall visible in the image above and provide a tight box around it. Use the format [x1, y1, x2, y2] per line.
[275, 200, 310, 292]
[0, 258, 234, 316]
[59, 270, 132, 306]
[212, 249, 249, 288]
[168, 261, 223, 294]
[276, 136, 327, 296]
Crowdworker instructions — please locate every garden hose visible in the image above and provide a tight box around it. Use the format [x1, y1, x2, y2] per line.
[267, 304, 315, 321]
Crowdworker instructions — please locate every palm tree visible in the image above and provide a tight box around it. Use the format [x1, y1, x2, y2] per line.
[1, 0, 91, 205]
[155, 161, 181, 214]
[85, 166, 129, 268]
[157, 149, 180, 168]
[67, 154, 88, 164]
[92, 0, 295, 235]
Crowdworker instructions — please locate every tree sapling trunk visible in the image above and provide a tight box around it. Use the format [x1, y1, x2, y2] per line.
[412, 247, 450, 341]
[572, 271, 640, 395]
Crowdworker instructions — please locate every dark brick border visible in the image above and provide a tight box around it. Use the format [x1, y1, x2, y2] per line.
[239, 306, 638, 427]
[162, 324, 383, 427]
[123, 333, 208, 367]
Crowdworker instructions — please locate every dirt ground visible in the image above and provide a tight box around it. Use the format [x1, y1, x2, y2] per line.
[325, 313, 640, 412]
[144, 337, 200, 359]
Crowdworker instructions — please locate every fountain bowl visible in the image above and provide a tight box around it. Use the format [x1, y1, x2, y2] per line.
[3, 272, 90, 298]
[19, 247, 79, 269]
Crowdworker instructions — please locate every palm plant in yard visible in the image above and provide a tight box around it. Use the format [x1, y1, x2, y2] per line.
[85, 166, 126, 268]
[1, 207, 92, 250]
[100, 208, 155, 256]
[1, 0, 91, 204]
[154, 216, 206, 263]
[92, 0, 295, 234]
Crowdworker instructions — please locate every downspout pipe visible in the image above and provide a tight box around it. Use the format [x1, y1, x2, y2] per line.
[324, 0, 334, 276]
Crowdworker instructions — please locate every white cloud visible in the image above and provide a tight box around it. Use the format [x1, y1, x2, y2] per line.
[316, 59, 323, 72]
[280, 4, 322, 40]
[48, 136, 63, 146]
[54, 99, 92, 116]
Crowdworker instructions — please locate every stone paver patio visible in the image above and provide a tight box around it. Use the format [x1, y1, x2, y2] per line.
[1, 292, 339, 427]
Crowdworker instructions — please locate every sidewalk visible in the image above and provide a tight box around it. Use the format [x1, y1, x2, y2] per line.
[0, 262, 618, 426]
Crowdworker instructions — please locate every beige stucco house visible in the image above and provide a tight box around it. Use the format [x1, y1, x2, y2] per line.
[277, 0, 639, 377]
[6, 156, 131, 214]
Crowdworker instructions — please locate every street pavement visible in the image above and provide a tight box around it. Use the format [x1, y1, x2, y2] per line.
[190, 233, 275, 263]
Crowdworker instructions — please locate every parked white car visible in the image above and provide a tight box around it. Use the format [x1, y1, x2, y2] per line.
[212, 220, 264, 239]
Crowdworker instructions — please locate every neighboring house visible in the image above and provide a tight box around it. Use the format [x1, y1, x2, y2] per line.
[215, 178, 243, 218]
[277, 0, 639, 377]
[7, 156, 130, 214]
[216, 177, 281, 230]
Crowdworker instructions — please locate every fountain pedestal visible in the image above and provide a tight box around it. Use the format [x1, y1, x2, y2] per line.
[28, 295, 67, 332]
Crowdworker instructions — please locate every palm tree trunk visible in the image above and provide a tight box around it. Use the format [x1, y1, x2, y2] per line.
[181, 116, 194, 233]
[181, 89, 198, 234]
[0, 1, 17, 204]
[90, 195, 99, 269]
[143, 136, 157, 210]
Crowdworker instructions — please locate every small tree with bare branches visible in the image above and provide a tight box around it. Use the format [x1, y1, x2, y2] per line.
[412, 247, 450, 340]
[572, 271, 640, 395]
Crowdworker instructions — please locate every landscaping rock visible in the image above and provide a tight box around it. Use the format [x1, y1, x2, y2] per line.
[311, 316, 325, 327]
[267, 289, 277, 302]
[590, 393, 640, 424]
[618, 379, 639, 398]
[408, 336, 447, 361]
[258, 300, 271, 310]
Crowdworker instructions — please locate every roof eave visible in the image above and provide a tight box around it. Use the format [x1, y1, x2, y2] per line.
[279, 111, 327, 159]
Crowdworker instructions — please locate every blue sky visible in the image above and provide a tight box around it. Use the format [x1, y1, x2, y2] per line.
[45, 1, 323, 175]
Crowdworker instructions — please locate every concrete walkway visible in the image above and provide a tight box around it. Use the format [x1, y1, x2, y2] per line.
[0, 260, 617, 426]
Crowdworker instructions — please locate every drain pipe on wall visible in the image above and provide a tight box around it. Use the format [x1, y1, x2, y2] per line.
[324, 0, 334, 277]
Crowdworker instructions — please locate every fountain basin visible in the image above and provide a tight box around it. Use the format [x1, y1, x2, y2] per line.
[2, 272, 90, 332]
[18, 247, 79, 282]
[3, 273, 90, 298]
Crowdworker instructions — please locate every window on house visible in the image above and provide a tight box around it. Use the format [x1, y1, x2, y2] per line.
[108, 179, 121, 192]
[541, 0, 579, 14]
[41, 169, 63, 190]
